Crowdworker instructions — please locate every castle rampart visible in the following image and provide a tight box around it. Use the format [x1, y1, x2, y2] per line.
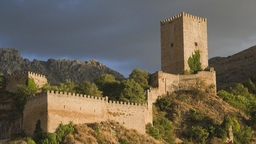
[23, 90, 149, 135]
[28, 71, 48, 89]
[148, 70, 216, 101]
[15, 12, 217, 137]
[23, 91, 48, 135]
[6, 71, 48, 92]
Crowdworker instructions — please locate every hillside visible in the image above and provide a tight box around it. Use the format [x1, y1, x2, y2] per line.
[6, 88, 255, 143]
[150, 85, 256, 143]
[0, 48, 124, 84]
[209, 45, 256, 90]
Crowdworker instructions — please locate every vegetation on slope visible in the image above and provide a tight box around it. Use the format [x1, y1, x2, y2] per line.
[18, 120, 160, 144]
[3, 68, 256, 144]
[146, 78, 256, 144]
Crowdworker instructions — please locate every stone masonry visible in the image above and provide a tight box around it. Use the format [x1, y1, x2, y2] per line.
[4, 12, 216, 136]
[23, 91, 151, 135]
[6, 71, 48, 92]
[161, 12, 208, 74]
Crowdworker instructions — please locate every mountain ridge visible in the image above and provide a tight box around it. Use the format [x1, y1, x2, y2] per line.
[209, 45, 256, 90]
[0, 48, 125, 84]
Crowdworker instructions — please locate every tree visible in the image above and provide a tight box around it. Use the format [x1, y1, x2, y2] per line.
[231, 83, 250, 96]
[57, 79, 75, 92]
[33, 120, 44, 142]
[15, 78, 38, 113]
[95, 74, 121, 100]
[188, 126, 209, 144]
[244, 79, 256, 94]
[188, 50, 202, 74]
[129, 68, 149, 90]
[75, 81, 102, 97]
[119, 79, 145, 103]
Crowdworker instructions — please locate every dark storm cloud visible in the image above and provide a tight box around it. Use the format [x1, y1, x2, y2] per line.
[1, 1, 256, 76]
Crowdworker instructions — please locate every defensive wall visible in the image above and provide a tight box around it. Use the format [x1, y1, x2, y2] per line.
[6, 71, 48, 92]
[148, 69, 216, 100]
[23, 92, 48, 135]
[23, 90, 150, 135]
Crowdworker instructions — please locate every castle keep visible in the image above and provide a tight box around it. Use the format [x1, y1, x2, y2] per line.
[148, 12, 216, 98]
[161, 12, 208, 74]
[1, 12, 216, 137]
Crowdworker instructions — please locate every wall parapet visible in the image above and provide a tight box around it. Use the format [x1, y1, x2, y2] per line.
[8, 71, 28, 77]
[161, 12, 206, 25]
[27, 91, 48, 103]
[28, 71, 46, 78]
[108, 100, 146, 107]
[47, 90, 108, 101]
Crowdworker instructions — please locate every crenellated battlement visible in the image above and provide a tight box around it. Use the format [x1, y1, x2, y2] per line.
[8, 71, 28, 77]
[108, 100, 146, 107]
[47, 90, 108, 101]
[6, 71, 48, 92]
[161, 12, 206, 24]
[26, 91, 48, 102]
[28, 71, 46, 78]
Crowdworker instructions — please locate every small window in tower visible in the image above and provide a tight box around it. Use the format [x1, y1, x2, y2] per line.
[174, 28, 175, 31]
[170, 43, 174, 47]
[195, 42, 198, 46]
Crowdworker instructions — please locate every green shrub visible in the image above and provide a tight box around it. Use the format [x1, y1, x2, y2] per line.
[25, 137, 36, 144]
[188, 50, 202, 74]
[188, 126, 209, 144]
[215, 127, 227, 140]
[146, 123, 160, 139]
[55, 122, 74, 143]
[234, 126, 253, 144]
[155, 97, 171, 111]
[146, 116, 174, 143]
[189, 109, 204, 122]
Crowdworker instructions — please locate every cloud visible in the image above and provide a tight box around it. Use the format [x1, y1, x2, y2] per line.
[1, 1, 256, 76]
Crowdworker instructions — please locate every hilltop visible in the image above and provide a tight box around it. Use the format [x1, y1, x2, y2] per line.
[209, 45, 256, 90]
[0, 48, 124, 84]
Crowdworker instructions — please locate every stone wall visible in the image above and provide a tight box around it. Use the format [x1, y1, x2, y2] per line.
[6, 72, 28, 92]
[23, 92, 48, 136]
[148, 70, 216, 100]
[108, 101, 147, 134]
[28, 71, 48, 89]
[47, 91, 108, 133]
[6, 71, 48, 92]
[23, 91, 150, 136]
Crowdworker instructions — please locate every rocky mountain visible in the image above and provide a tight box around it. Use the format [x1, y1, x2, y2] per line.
[0, 48, 125, 84]
[209, 45, 256, 90]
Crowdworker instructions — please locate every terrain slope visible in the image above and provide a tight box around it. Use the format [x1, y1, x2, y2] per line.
[209, 45, 256, 90]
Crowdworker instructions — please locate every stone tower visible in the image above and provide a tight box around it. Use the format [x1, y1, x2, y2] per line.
[161, 12, 208, 74]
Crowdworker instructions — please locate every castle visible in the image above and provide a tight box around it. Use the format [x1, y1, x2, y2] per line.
[1, 12, 216, 136]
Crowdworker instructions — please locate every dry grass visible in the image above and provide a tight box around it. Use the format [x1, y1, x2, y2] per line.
[71, 121, 161, 144]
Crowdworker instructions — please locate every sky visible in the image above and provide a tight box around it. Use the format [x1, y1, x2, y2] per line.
[1, 1, 256, 77]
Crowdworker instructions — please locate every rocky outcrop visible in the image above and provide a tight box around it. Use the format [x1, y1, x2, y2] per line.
[0, 48, 125, 84]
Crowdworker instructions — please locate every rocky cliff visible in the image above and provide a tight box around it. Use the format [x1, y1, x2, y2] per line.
[0, 48, 125, 84]
[209, 45, 256, 90]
